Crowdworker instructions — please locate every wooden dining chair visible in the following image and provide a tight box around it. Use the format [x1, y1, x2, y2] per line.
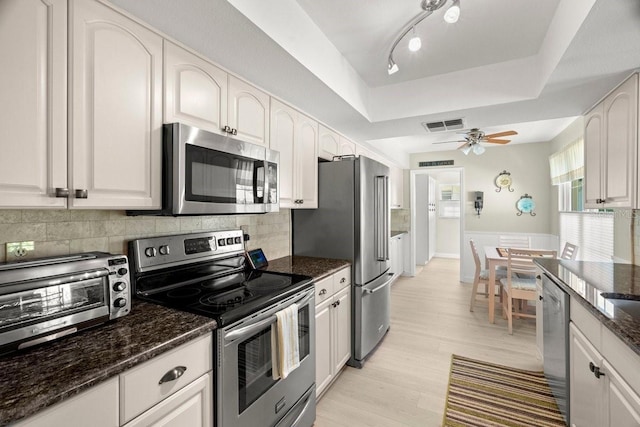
[498, 235, 531, 249]
[560, 242, 578, 260]
[469, 239, 507, 312]
[500, 248, 557, 334]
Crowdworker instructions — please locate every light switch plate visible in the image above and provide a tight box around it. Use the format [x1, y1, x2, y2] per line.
[6, 241, 35, 259]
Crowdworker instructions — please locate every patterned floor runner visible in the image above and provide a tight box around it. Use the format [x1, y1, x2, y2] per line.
[442, 354, 567, 427]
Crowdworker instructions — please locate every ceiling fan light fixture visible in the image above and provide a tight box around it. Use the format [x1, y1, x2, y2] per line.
[460, 144, 472, 155]
[472, 143, 485, 155]
[444, 0, 460, 24]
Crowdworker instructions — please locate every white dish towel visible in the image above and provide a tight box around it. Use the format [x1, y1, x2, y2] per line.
[271, 303, 300, 380]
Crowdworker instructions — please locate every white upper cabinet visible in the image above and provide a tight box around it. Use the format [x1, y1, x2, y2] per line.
[164, 41, 228, 134]
[0, 0, 67, 208]
[584, 73, 638, 209]
[339, 136, 356, 157]
[318, 125, 357, 161]
[228, 75, 270, 147]
[270, 99, 318, 209]
[390, 166, 404, 209]
[318, 125, 340, 161]
[70, 0, 162, 209]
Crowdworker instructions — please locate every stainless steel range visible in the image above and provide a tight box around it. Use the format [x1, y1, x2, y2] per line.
[0, 252, 131, 355]
[128, 230, 316, 427]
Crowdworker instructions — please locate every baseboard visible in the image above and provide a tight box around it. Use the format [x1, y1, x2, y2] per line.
[434, 252, 460, 259]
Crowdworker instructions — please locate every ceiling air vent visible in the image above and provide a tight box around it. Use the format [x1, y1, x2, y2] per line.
[421, 118, 465, 133]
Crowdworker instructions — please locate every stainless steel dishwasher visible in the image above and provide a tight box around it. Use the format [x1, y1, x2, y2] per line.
[542, 273, 570, 426]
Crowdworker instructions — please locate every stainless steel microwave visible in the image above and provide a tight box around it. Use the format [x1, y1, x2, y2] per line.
[129, 123, 279, 216]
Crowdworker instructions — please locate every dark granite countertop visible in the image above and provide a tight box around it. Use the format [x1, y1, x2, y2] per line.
[391, 230, 408, 238]
[264, 256, 351, 281]
[535, 258, 640, 357]
[0, 301, 216, 426]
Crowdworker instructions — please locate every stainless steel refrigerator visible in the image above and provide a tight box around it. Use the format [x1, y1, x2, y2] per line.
[292, 156, 392, 368]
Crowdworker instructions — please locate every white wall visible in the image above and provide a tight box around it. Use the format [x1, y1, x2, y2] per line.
[415, 175, 429, 264]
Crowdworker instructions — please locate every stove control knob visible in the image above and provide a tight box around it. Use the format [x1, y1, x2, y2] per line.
[114, 298, 127, 308]
[145, 247, 157, 257]
[234, 236, 242, 244]
[159, 245, 170, 256]
[113, 282, 127, 292]
[218, 239, 225, 247]
[117, 267, 128, 276]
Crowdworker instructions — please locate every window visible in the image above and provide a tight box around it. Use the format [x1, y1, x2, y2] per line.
[558, 178, 584, 212]
[439, 184, 460, 218]
[559, 211, 613, 261]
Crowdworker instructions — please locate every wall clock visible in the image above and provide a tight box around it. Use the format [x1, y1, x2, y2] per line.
[516, 193, 536, 216]
[495, 170, 514, 192]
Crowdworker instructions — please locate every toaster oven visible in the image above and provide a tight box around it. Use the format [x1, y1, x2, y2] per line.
[0, 252, 131, 355]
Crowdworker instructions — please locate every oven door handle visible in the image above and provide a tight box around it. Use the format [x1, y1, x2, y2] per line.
[224, 290, 313, 343]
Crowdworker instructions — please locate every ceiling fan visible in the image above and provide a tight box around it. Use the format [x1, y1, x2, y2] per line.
[434, 128, 518, 155]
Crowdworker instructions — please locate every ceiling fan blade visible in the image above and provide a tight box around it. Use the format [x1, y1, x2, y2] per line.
[484, 138, 511, 144]
[484, 130, 517, 138]
[433, 140, 466, 144]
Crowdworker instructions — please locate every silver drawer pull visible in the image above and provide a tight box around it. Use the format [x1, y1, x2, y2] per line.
[159, 366, 187, 385]
[340, 278, 346, 284]
[319, 288, 327, 295]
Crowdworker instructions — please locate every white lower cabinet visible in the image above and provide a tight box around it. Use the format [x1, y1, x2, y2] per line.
[570, 322, 640, 427]
[14, 335, 213, 427]
[13, 377, 119, 427]
[389, 234, 405, 281]
[314, 267, 352, 398]
[124, 372, 212, 427]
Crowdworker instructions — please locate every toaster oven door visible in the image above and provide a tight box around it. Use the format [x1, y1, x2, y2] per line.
[0, 276, 110, 353]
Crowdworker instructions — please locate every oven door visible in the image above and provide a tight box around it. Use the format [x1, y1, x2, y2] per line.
[218, 288, 315, 427]
[172, 122, 279, 215]
[0, 273, 110, 353]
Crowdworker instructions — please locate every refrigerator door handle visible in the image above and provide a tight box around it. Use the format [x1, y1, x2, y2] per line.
[375, 176, 386, 261]
[384, 175, 390, 261]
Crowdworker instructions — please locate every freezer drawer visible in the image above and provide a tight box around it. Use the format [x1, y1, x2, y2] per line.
[351, 272, 392, 367]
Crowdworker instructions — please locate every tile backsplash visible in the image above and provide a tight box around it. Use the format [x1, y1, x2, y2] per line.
[0, 209, 291, 262]
[391, 208, 410, 232]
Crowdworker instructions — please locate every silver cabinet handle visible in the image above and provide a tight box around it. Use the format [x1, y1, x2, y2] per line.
[319, 288, 327, 295]
[74, 189, 88, 199]
[222, 125, 232, 133]
[55, 188, 69, 198]
[159, 366, 187, 385]
[340, 278, 346, 284]
[231, 128, 238, 135]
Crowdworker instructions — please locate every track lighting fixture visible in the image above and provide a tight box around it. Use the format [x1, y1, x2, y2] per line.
[386, 0, 461, 75]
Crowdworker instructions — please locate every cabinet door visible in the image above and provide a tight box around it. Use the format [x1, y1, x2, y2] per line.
[124, 373, 212, 427]
[315, 297, 333, 397]
[570, 323, 605, 427]
[333, 286, 352, 373]
[164, 41, 228, 135]
[296, 113, 318, 208]
[339, 136, 356, 157]
[70, 0, 162, 209]
[389, 237, 398, 277]
[603, 74, 637, 208]
[270, 99, 296, 208]
[0, 0, 67, 208]
[14, 377, 118, 427]
[228, 75, 269, 146]
[604, 360, 640, 427]
[318, 125, 340, 161]
[584, 104, 604, 208]
[390, 166, 404, 209]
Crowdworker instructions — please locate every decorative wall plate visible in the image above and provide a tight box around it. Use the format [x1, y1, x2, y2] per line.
[495, 170, 514, 192]
[516, 193, 536, 216]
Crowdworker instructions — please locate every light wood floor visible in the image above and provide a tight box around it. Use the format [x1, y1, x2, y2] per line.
[315, 257, 541, 427]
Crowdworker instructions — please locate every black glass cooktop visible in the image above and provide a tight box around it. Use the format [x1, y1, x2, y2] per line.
[136, 266, 313, 327]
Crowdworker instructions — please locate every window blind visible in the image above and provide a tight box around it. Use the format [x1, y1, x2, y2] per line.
[549, 138, 584, 185]
[559, 211, 613, 261]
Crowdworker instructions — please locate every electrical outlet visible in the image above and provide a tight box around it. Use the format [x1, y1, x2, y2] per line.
[6, 241, 35, 259]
